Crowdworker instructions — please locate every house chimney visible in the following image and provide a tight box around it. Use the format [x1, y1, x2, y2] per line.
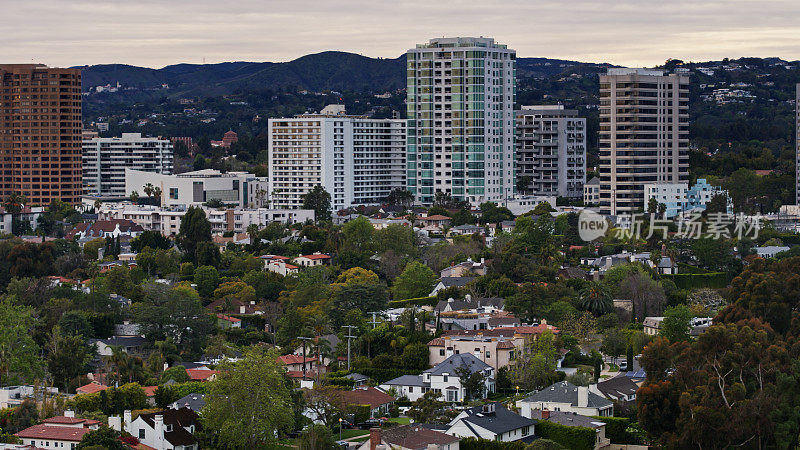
[154, 415, 165, 448]
[577, 386, 589, 408]
[370, 427, 382, 450]
[108, 416, 122, 432]
[541, 409, 550, 419]
[64, 410, 75, 418]
[447, 297, 454, 303]
[123, 410, 132, 430]
[465, 294, 472, 302]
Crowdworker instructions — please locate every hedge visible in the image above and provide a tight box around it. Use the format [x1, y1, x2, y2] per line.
[590, 416, 636, 444]
[535, 420, 595, 450]
[676, 263, 713, 274]
[662, 272, 730, 289]
[461, 437, 527, 450]
[327, 377, 356, 388]
[388, 296, 438, 308]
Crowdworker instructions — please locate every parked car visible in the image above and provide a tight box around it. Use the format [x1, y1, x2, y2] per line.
[619, 362, 628, 371]
[357, 418, 385, 429]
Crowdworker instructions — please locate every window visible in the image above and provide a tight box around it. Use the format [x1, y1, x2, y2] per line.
[443, 375, 449, 382]
[439, 349, 445, 356]
[139, 429, 145, 439]
[169, 187, 178, 199]
[409, 387, 414, 393]
[522, 426, 530, 436]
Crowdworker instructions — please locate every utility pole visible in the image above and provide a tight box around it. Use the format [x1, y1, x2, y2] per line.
[342, 326, 358, 371]
[367, 312, 381, 329]
[298, 336, 314, 378]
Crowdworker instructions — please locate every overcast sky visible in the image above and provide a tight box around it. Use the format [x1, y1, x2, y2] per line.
[7, 0, 800, 68]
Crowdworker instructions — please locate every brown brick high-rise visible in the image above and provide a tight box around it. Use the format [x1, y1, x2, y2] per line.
[0, 64, 82, 206]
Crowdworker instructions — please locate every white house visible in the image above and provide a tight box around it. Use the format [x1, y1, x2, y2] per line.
[516, 381, 614, 417]
[260, 255, 299, 276]
[15, 412, 100, 449]
[379, 353, 495, 402]
[446, 403, 536, 443]
[754, 246, 790, 258]
[114, 408, 199, 450]
[293, 252, 332, 267]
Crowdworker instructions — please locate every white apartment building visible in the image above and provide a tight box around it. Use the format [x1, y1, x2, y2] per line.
[98, 203, 313, 236]
[516, 106, 586, 198]
[645, 178, 731, 218]
[584, 177, 600, 205]
[125, 168, 268, 208]
[268, 105, 406, 211]
[406, 37, 516, 207]
[83, 133, 174, 197]
[599, 69, 689, 216]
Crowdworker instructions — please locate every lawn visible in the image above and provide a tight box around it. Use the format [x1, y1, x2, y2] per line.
[608, 363, 619, 372]
[388, 417, 411, 425]
[339, 429, 369, 439]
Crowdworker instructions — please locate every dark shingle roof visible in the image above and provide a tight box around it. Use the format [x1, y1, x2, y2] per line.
[596, 375, 639, 399]
[530, 410, 606, 429]
[138, 408, 199, 446]
[379, 425, 460, 450]
[382, 374, 429, 387]
[424, 353, 491, 376]
[522, 381, 613, 408]
[437, 277, 473, 288]
[454, 403, 535, 435]
[169, 393, 206, 412]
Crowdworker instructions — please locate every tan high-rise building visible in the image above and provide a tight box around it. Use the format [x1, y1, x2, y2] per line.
[0, 64, 82, 206]
[598, 68, 689, 216]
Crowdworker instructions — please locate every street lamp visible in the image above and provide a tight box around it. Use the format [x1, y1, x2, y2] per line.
[339, 417, 343, 441]
[515, 386, 519, 396]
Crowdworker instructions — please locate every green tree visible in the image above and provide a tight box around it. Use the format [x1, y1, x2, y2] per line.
[302, 185, 332, 222]
[299, 424, 337, 450]
[509, 331, 560, 390]
[76, 426, 129, 450]
[0, 297, 43, 385]
[600, 328, 626, 362]
[47, 327, 93, 390]
[659, 305, 694, 343]
[391, 261, 435, 300]
[176, 206, 212, 263]
[202, 346, 294, 448]
[579, 283, 612, 316]
[130, 230, 172, 252]
[401, 342, 429, 370]
[58, 311, 94, 338]
[194, 265, 220, 298]
[455, 366, 486, 400]
[407, 391, 446, 424]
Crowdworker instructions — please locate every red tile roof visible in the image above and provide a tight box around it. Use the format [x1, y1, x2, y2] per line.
[216, 313, 241, 323]
[423, 215, 451, 220]
[427, 338, 445, 347]
[338, 387, 394, 409]
[297, 254, 331, 260]
[277, 355, 316, 365]
[142, 386, 158, 397]
[186, 369, 219, 381]
[76, 382, 109, 395]
[496, 340, 516, 349]
[16, 424, 91, 442]
[42, 416, 100, 426]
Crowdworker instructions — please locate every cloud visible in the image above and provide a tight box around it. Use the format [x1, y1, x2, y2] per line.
[5, 0, 800, 67]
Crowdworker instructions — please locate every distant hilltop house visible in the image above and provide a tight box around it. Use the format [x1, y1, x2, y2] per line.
[440, 258, 488, 278]
[66, 219, 144, 240]
[643, 316, 713, 337]
[293, 252, 332, 267]
[211, 130, 238, 148]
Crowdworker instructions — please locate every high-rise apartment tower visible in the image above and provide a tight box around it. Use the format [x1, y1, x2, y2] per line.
[598, 68, 689, 216]
[0, 64, 82, 205]
[406, 37, 516, 207]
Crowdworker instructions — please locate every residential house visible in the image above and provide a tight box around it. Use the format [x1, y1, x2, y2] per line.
[529, 410, 610, 449]
[117, 408, 199, 450]
[15, 412, 101, 449]
[76, 381, 109, 395]
[449, 224, 483, 236]
[440, 259, 488, 278]
[358, 425, 460, 450]
[380, 353, 495, 402]
[206, 298, 263, 316]
[90, 335, 148, 357]
[417, 215, 451, 228]
[430, 277, 474, 296]
[185, 369, 218, 382]
[0, 385, 58, 409]
[293, 252, 332, 267]
[643, 316, 713, 337]
[428, 323, 560, 370]
[339, 387, 395, 418]
[66, 219, 144, 240]
[656, 256, 679, 275]
[446, 403, 536, 443]
[169, 393, 205, 413]
[344, 373, 369, 388]
[260, 255, 299, 276]
[754, 246, 790, 258]
[591, 375, 639, 403]
[215, 314, 241, 329]
[517, 381, 614, 417]
[278, 354, 318, 373]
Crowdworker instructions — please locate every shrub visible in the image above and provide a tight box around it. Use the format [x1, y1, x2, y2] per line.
[534, 420, 595, 450]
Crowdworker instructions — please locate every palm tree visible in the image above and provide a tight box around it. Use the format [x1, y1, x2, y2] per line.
[2, 192, 27, 214]
[579, 283, 613, 316]
[103, 346, 130, 387]
[130, 190, 140, 203]
[143, 183, 154, 198]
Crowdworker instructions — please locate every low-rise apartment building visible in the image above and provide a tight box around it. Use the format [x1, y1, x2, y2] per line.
[125, 168, 268, 208]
